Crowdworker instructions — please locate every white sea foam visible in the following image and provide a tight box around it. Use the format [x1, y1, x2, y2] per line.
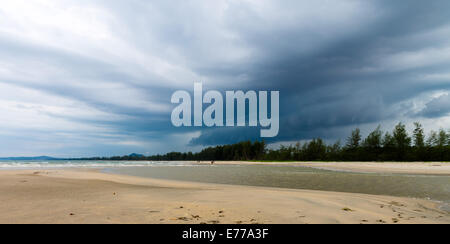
[0, 160, 194, 169]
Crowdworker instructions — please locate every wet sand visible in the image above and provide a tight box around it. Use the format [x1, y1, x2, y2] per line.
[0, 169, 448, 224]
[195, 161, 450, 175]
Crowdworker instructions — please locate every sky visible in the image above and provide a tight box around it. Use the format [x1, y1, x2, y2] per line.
[0, 0, 449, 157]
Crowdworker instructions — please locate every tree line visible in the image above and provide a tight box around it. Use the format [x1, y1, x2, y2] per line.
[264, 122, 449, 162]
[81, 122, 450, 162]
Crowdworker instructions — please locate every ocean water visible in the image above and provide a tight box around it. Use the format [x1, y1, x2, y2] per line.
[1, 160, 449, 211]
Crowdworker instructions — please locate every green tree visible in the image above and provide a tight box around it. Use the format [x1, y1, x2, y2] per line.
[382, 132, 395, 148]
[413, 122, 425, 148]
[363, 125, 382, 149]
[326, 140, 342, 161]
[427, 131, 438, 147]
[305, 138, 326, 161]
[412, 122, 426, 161]
[392, 122, 411, 160]
[448, 130, 450, 146]
[344, 128, 361, 161]
[436, 129, 448, 161]
[293, 142, 302, 161]
[362, 125, 383, 161]
[381, 132, 396, 161]
[438, 129, 448, 147]
[346, 128, 361, 150]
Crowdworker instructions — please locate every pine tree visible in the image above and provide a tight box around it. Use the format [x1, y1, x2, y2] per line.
[393, 122, 411, 161]
[382, 132, 395, 148]
[427, 131, 438, 147]
[413, 122, 425, 148]
[438, 129, 448, 147]
[363, 125, 382, 149]
[412, 122, 426, 161]
[346, 128, 361, 150]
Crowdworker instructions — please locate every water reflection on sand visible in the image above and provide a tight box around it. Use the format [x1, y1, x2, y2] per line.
[106, 164, 450, 210]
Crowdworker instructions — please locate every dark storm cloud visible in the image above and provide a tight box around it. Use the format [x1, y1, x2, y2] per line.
[189, 0, 450, 145]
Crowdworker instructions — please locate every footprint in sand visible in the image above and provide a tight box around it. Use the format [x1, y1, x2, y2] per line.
[342, 207, 355, 212]
[389, 201, 406, 207]
[174, 217, 190, 221]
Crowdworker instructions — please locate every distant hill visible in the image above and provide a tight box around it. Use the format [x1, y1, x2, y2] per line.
[0, 156, 60, 161]
[129, 153, 144, 158]
[0, 154, 146, 161]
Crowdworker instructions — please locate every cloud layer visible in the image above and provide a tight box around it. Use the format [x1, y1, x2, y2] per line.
[0, 0, 449, 156]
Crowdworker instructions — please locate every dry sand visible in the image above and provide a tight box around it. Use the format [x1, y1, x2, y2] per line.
[0, 168, 448, 224]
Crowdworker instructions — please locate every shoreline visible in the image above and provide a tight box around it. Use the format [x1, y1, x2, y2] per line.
[1, 160, 449, 175]
[192, 161, 450, 175]
[0, 168, 448, 224]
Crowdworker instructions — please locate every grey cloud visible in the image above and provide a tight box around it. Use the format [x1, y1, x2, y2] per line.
[417, 94, 450, 118]
[188, 0, 450, 146]
[0, 0, 450, 154]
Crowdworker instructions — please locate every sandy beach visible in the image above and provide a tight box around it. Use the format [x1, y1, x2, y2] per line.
[0, 167, 448, 224]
